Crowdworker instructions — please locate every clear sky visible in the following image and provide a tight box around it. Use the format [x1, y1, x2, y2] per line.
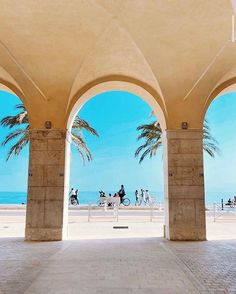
[0, 92, 29, 192]
[0, 90, 236, 195]
[70, 91, 163, 192]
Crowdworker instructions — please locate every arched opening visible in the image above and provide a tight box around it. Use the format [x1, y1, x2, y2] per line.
[203, 85, 236, 240]
[64, 83, 166, 240]
[0, 86, 29, 237]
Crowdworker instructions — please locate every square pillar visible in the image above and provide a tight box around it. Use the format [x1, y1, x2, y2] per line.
[164, 129, 206, 241]
[25, 129, 67, 241]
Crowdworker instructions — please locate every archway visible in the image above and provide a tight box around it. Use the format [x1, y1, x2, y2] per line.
[203, 84, 236, 240]
[0, 86, 29, 237]
[64, 82, 166, 239]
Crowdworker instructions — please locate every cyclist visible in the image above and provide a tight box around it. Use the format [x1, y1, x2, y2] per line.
[69, 188, 76, 205]
[118, 184, 126, 204]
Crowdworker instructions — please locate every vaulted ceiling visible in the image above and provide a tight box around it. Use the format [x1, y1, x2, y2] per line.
[0, 1, 235, 128]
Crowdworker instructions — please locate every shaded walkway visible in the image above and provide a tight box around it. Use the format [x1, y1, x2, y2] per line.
[1, 237, 236, 293]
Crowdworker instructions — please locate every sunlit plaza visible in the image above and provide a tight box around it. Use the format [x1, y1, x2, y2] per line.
[1, 1, 236, 293]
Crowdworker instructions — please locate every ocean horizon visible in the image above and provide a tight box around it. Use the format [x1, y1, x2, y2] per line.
[0, 190, 235, 205]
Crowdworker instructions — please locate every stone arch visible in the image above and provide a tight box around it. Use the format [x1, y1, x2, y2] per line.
[201, 77, 236, 124]
[63, 79, 167, 240]
[0, 68, 33, 125]
[66, 77, 167, 131]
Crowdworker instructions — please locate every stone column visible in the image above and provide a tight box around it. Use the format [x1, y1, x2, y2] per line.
[25, 129, 67, 241]
[164, 129, 206, 241]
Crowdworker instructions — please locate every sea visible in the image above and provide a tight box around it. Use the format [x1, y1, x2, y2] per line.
[0, 191, 234, 206]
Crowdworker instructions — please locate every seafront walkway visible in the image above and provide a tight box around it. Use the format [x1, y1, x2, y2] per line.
[0, 205, 235, 240]
[1, 206, 236, 293]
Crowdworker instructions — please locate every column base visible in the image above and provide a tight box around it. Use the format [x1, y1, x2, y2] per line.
[25, 228, 63, 241]
[165, 225, 206, 241]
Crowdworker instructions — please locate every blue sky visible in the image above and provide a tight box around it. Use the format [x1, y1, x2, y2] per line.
[0, 90, 236, 195]
[70, 91, 162, 192]
[0, 92, 29, 192]
[204, 92, 236, 193]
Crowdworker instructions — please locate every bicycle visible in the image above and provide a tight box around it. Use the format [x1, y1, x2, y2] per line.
[97, 198, 107, 207]
[69, 196, 79, 206]
[121, 197, 130, 206]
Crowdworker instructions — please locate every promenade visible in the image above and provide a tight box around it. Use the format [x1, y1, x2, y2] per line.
[0, 205, 235, 240]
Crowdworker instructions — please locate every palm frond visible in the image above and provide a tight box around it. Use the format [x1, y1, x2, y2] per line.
[137, 121, 161, 132]
[203, 119, 220, 158]
[135, 142, 150, 158]
[135, 118, 220, 163]
[139, 146, 155, 163]
[135, 120, 163, 163]
[6, 131, 30, 160]
[0, 110, 28, 128]
[72, 116, 99, 137]
[2, 128, 29, 146]
[149, 141, 162, 157]
[71, 133, 92, 161]
[1, 103, 98, 163]
[137, 131, 161, 141]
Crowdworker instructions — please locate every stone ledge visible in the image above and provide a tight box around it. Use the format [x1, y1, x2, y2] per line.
[166, 226, 206, 241]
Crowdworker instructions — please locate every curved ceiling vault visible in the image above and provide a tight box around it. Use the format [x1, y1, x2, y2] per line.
[0, 0, 235, 128]
[68, 16, 165, 114]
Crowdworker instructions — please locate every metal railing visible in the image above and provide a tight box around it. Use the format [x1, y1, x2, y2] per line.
[150, 201, 164, 222]
[88, 202, 119, 222]
[212, 202, 236, 222]
[87, 200, 164, 223]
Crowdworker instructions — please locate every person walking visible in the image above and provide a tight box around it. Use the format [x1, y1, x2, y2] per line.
[135, 190, 139, 206]
[74, 189, 79, 205]
[140, 189, 146, 205]
[145, 190, 150, 205]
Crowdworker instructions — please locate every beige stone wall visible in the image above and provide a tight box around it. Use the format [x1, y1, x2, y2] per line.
[164, 129, 206, 241]
[25, 129, 67, 241]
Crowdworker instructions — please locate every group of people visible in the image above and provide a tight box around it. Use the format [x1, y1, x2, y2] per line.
[69, 185, 151, 206]
[99, 185, 126, 204]
[226, 196, 236, 206]
[135, 189, 150, 206]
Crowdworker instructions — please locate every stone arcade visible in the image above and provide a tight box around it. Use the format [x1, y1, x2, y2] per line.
[0, 0, 235, 241]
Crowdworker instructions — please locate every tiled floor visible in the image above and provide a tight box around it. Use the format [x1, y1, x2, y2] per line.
[1, 237, 236, 294]
[167, 240, 236, 293]
[1, 209, 236, 293]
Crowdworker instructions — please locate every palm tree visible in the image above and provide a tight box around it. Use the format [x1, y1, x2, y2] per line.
[135, 119, 220, 163]
[0, 104, 99, 163]
[202, 119, 220, 157]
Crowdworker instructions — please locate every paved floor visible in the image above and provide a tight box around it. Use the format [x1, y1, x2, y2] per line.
[1, 209, 236, 293]
[1, 237, 236, 294]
